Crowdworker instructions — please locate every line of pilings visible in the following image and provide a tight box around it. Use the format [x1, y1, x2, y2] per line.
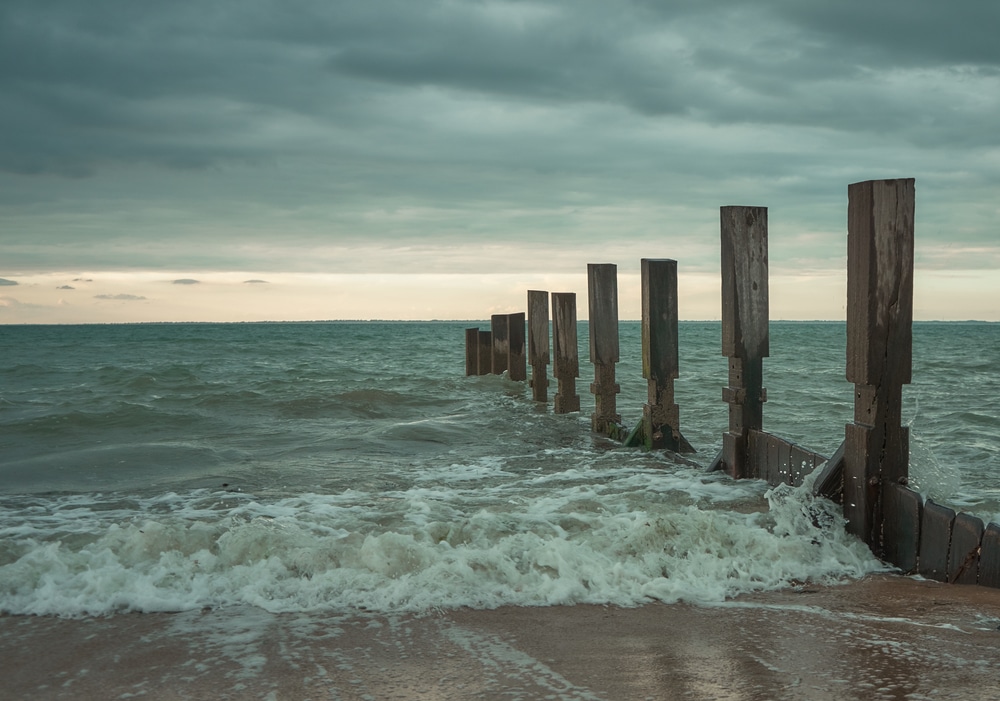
[462, 178, 1000, 589]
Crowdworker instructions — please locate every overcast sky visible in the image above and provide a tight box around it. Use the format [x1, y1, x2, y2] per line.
[2, 0, 998, 322]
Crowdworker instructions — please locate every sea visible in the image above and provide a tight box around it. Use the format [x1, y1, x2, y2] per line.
[1, 321, 998, 618]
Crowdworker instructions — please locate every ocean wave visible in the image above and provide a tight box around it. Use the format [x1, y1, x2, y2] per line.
[0, 472, 885, 618]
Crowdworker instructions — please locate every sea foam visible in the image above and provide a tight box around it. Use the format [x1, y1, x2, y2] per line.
[0, 465, 885, 617]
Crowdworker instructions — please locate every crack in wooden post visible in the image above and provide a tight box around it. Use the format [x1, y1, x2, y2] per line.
[720, 206, 769, 479]
[844, 178, 915, 554]
[588, 264, 621, 433]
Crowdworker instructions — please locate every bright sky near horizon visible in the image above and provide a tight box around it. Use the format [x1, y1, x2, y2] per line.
[2, 0, 998, 323]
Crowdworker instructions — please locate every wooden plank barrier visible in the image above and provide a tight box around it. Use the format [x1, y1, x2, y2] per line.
[718, 206, 769, 479]
[527, 290, 550, 402]
[587, 264, 621, 433]
[462, 176, 1000, 591]
[551, 292, 581, 414]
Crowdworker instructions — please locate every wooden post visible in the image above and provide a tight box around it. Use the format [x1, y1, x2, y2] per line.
[491, 314, 509, 375]
[641, 259, 694, 452]
[551, 292, 581, 413]
[844, 178, 914, 551]
[527, 291, 550, 402]
[588, 264, 621, 433]
[464, 328, 479, 376]
[476, 331, 492, 375]
[720, 206, 769, 479]
[507, 313, 527, 381]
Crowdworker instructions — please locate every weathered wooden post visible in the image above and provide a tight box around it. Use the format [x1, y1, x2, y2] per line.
[720, 206, 769, 479]
[527, 291, 550, 402]
[551, 292, 581, 413]
[640, 259, 694, 452]
[588, 264, 621, 433]
[491, 314, 509, 375]
[465, 328, 479, 376]
[507, 313, 527, 381]
[476, 330, 492, 376]
[844, 178, 915, 552]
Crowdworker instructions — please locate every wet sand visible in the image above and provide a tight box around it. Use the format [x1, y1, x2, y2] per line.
[4, 574, 1000, 700]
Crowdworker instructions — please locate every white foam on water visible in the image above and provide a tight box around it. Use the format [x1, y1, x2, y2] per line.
[0, 462, 885, 617]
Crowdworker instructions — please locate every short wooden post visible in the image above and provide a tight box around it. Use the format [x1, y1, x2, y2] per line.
[588, 264, 621, 433]
[551, 292, 581, 413]
[641, 259, 693, 452]
[720, 206, 769, 479]
[491, 314, 509, 375]
[527, 291, 550, 402]
[844, 178, 914, 551]
[507, 313, 527, 381]
[476, 331, 492, 376]
[465, 328, 479, 376]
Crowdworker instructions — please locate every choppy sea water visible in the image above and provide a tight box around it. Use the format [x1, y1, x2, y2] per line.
[1, 321, 997, 617]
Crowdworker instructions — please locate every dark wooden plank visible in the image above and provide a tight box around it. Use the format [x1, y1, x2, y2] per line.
[476, 331, 492, 376]
[980, 523, 1000, 589]
[918, 499, 955, 582]
[748, 429, 767, 482]
[813, 440, 845, 504]
[507, 313, 526, 382]
[465, 328, 479, 376]
[882, 484, 922, 574]
[587, 264, 619, 365]
[777, 440, 792, 486]
[765, 433, 781, 486]
[491, 314, 509, 375]
[949, 512, 985, 585]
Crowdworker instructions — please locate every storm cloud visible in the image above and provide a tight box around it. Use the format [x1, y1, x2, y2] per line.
[1, 0, 997, 317]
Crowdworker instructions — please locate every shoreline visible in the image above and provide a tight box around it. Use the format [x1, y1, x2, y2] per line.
[4, 574, 1000, 700]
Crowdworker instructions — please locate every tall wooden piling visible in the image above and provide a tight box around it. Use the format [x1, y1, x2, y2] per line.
[844, 178, 915, 551]
[720, 206, 769, 479]
[491, 315, 509, 375]
[507, 313, 527, 382]
[640, 259, 693, 452]
[551, 292, 581, 413]
[588, 264, 621, 433]
[527, 291, 550, 402]
[464, 328, 479, 376]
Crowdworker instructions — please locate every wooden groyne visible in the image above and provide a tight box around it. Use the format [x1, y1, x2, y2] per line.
[463, 178, 1000, 590]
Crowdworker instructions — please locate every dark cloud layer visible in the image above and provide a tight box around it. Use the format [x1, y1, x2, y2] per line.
[1, 0, 997, 277]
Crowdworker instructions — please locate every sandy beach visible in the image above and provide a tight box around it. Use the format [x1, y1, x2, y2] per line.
[4, 574, 1000, 700]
